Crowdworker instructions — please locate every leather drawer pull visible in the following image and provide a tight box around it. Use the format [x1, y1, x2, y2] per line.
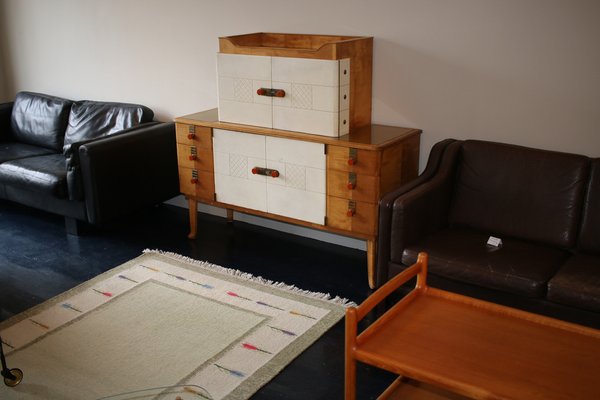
[348, 148, 358, 166]
[251, 167, 280, 178]
[347, 200, 356, 217]
[187, 125, 196, 139]
[256, 88, 286, 98]
[190, 169, 199, 184]
[347, 172, 357, 190]
[188, 147, 197, 161]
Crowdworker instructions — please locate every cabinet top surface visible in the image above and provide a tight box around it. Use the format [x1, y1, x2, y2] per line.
[219, 32, 373, 60]
[174, 109, 421, 149]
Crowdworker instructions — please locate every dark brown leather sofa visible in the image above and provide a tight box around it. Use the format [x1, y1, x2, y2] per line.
[0, 91, 179, 234]
[376, 139, 600, 328]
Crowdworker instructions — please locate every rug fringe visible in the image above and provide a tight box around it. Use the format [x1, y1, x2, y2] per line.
[143, 249, 357, 307]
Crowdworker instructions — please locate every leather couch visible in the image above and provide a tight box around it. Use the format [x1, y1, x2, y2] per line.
[376, 139, 600, 328]
[0, 91, 179, 234]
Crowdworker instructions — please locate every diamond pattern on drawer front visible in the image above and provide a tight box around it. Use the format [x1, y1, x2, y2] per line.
[229, 154, 247, 178]
[234, 79, 254, 103]
[285, 164, 306, 190]
[292, 84, 312, 109]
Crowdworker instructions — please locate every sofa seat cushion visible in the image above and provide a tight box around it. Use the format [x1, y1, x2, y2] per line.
[402, 227, 569, 298]
[547, 254, 600, 312]
[0, 142, 55, 163]
[0, 154, 68, 198]
[63, 100, 154, 154]
[10, 92, 72, 151]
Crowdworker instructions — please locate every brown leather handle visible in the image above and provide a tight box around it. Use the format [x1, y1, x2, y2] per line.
[257, 88, 286, 98]
[252, 167, 280, 178]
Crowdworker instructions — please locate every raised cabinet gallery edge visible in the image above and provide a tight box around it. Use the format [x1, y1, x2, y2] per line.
[175, 109, 420, 288]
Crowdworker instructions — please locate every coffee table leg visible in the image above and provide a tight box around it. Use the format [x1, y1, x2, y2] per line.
[345, 308, 358, 400]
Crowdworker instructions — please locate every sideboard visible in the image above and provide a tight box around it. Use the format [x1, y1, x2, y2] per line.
[175, 109, 420, 288]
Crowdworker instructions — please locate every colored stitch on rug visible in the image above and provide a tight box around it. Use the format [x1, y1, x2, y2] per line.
[242, 343, 272, 354]
[140, 264, 159, 272]
[165, 271, 187, 281]
[214, 364, 245, 378]
[61, 303, 83, 313]
[189, 280, 215, 289]
[28, 319, 49, 330]
[289, 310, 317, 320]
[118, 274, 138, 283]
[226, 291, 253, 301]
[256, 301, 285, 311]
[268, 325, 297, 336]
[93, 289, 113, 297]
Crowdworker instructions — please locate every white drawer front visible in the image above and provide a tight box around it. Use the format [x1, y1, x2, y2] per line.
[212, 129, 326, 224]
[216, 53, 350, 137]
[271, 57, 339, 86]
[267, 185, 326, 225]
[266, 136, 325, 224]
[217, 54, 272, 127]
[213, 129, 267, 211]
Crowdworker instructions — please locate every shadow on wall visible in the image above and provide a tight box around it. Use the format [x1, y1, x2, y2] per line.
[0, 0, 12, 101]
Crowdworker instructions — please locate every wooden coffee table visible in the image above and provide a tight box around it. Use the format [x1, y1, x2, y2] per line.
[345, 253, 600, 399]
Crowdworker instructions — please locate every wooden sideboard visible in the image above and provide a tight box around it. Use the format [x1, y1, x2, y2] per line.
[175, 109, 421, 288]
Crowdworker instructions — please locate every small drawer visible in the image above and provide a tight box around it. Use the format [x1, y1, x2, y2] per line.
[327, 170, 378, 203]
[175, 123, 212, 147]
[327, 145, 379, 175]
[178, 167, 214, 200]
[176, 144, 214, 171]
[326, 197, 376, 235]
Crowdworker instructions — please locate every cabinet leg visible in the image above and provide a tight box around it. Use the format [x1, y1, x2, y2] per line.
[226, 208, 234, 223]
[188, 198, 198, 239]
[367, 239, 376, 289]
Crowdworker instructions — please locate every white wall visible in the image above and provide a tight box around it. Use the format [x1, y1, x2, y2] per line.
[1, 0, 599, 248]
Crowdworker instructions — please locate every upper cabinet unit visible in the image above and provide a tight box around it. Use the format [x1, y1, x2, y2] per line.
[217, 33, 373, 138]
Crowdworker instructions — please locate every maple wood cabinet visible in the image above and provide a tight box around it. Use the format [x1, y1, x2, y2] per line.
[177, 33, 420, 287]
[175, 109, 421, 288]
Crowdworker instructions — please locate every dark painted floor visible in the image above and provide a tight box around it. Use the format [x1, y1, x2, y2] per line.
[0, 199, 394, 399]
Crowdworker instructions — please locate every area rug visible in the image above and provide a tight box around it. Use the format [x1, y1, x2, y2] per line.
[0, 250, 351, 400]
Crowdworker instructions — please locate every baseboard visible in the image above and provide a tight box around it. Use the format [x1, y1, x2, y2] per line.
[165, 195, 367, 251]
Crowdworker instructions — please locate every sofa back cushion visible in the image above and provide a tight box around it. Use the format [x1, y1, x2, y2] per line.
[63, 100, 154, 154]
[449, 140, 589, 248]
[10, 92, 72, 151]
[578, 158, 600, 253]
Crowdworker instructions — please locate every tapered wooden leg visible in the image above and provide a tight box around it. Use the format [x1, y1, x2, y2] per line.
[367, 239, 377, 289]
[226, 208, 234, 223]
[187, 198, 198, 239]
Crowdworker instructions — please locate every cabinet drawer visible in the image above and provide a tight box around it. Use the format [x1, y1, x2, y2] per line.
[178, 167, 214, 200]
[213, 129, 326, 224]
[327, 145, 379, 175]
[327, 170, 378, 203]
[175, 124, 212, 147]
[217, 54, 350, 137]
[177, 144, 214, 171]
[326, 197, 377, 235]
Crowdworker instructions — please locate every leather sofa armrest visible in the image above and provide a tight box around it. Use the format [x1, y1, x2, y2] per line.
[77, 122, 179, 224]
[65, 121, 158, 200]
[0, 102, 14, 141]
[375, 140, 462, 287]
